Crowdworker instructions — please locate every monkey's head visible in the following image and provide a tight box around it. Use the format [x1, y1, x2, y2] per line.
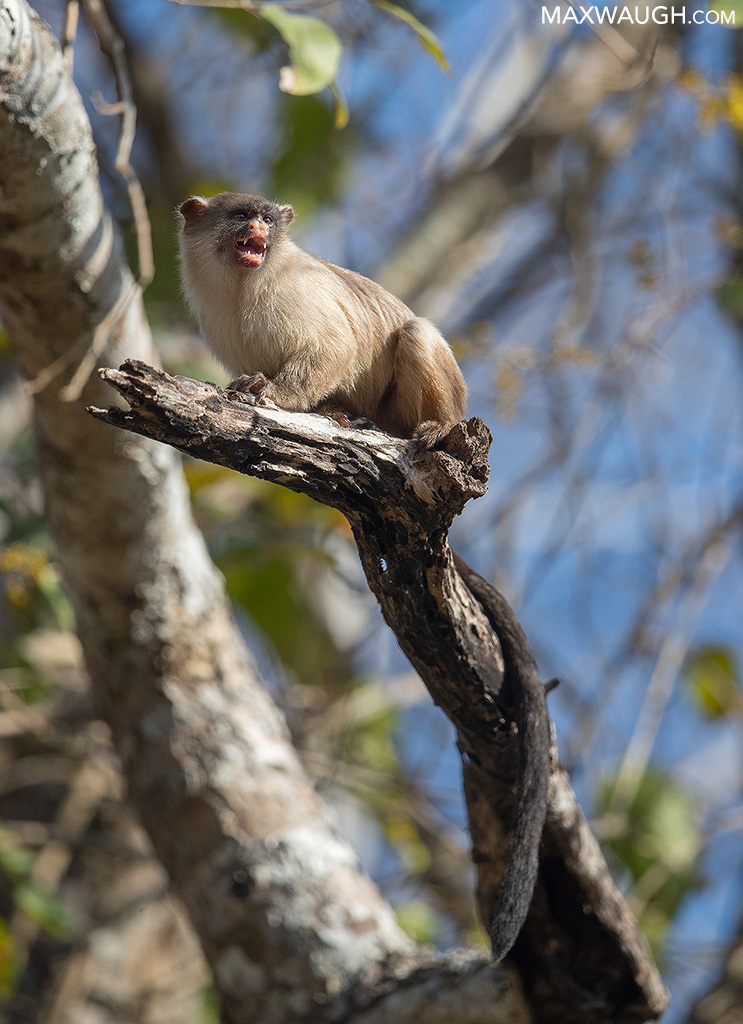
[178, 192, 294, 270]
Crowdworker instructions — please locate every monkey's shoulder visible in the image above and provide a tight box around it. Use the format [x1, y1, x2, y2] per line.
[310, 256, 413, 322]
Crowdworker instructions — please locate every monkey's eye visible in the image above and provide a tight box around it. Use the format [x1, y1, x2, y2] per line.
[264, 215, 274, 225]
[233, 211, 249, 221]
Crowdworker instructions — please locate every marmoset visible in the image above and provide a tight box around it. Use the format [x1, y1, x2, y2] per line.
[177, 192, 550, 960]
[178, 192, 467, 444]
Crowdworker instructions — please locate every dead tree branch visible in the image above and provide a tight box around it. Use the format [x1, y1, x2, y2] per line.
[92, 361, 668, 1024]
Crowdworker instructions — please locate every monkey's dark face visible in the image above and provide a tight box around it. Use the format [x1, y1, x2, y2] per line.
[179, 193, 294, 271]
[231, 209, 272, 268]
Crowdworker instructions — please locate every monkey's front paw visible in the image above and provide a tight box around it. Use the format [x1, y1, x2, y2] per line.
[328, 411, 353, 428]
[226, 372, 269, 397]
[230, 372, 276, 403]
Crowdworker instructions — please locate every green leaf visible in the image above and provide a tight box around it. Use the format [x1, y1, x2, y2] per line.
[268, 94, 352, 219]
[260, 5, 342, 96]
[683, 645, 742, 718]
[385, 816, 430, 873]
[206, 6, 275, 45]
[0, 919, 19, 997]
[349, 705, 400, 776]
[395, 899, 438, 944]
[219, 546, 340, 688]
[709, 1, 743, 26]
[0, 826, 34, 881]
[599, 771, 700, 876]
[330, 82, 349, 130]
[717, 274, 743, 319]
[35, 565, 74, 631]
[596, 770, 701, 955]
[372, 1, 450, 72]
[199, 984, 221, 1024]
[642, 781, 699, 871]
[14, 882, 71, 939]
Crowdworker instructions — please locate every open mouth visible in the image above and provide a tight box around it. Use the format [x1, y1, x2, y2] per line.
[234, 237, 267, 267]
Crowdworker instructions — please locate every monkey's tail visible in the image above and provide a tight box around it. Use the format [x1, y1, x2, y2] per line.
[488, 688, 550, 961]
[452, 553, 551, 962]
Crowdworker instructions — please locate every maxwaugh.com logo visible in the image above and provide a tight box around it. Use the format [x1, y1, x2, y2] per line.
[542, 5, 736, 24]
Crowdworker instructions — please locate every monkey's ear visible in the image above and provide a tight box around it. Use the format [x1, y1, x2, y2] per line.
[179, 197, 209, 222]
[279, 204, 294, 225]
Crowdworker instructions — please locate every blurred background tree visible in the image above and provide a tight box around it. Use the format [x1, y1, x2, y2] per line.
[1, 1, 742, 1021]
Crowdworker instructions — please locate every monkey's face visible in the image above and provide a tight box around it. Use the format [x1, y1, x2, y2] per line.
[179, 193, 294, 271]
[232, 212, 271, 268]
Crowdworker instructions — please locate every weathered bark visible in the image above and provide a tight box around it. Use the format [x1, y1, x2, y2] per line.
[1, 4, 530, 1022]
[92, 362, 669, 1024]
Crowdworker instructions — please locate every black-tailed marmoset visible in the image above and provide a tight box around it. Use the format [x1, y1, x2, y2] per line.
[177, 192, 550, 960]
[178, 192, 466, 445]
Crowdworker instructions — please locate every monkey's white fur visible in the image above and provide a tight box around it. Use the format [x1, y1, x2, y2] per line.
[178, 193, 466, 441]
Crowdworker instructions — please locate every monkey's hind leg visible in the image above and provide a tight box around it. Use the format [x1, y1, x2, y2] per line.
[381, 318, 468, 444]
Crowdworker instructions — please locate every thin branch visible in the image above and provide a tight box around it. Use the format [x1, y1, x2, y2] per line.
[610, 537, 730, 814]
[61, 0, 79, 74]
[54, 0, 154, 402]
[168, 0, 262, 8]
[82, 0, 154, 286]
[167, 0, 331, 10]
[60, 279, 139, 400]
[566, 1, 641, 66]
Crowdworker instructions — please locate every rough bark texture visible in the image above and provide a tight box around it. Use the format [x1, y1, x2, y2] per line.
[1, 4, 530, 1022]
[92, 363, 669, 1024]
